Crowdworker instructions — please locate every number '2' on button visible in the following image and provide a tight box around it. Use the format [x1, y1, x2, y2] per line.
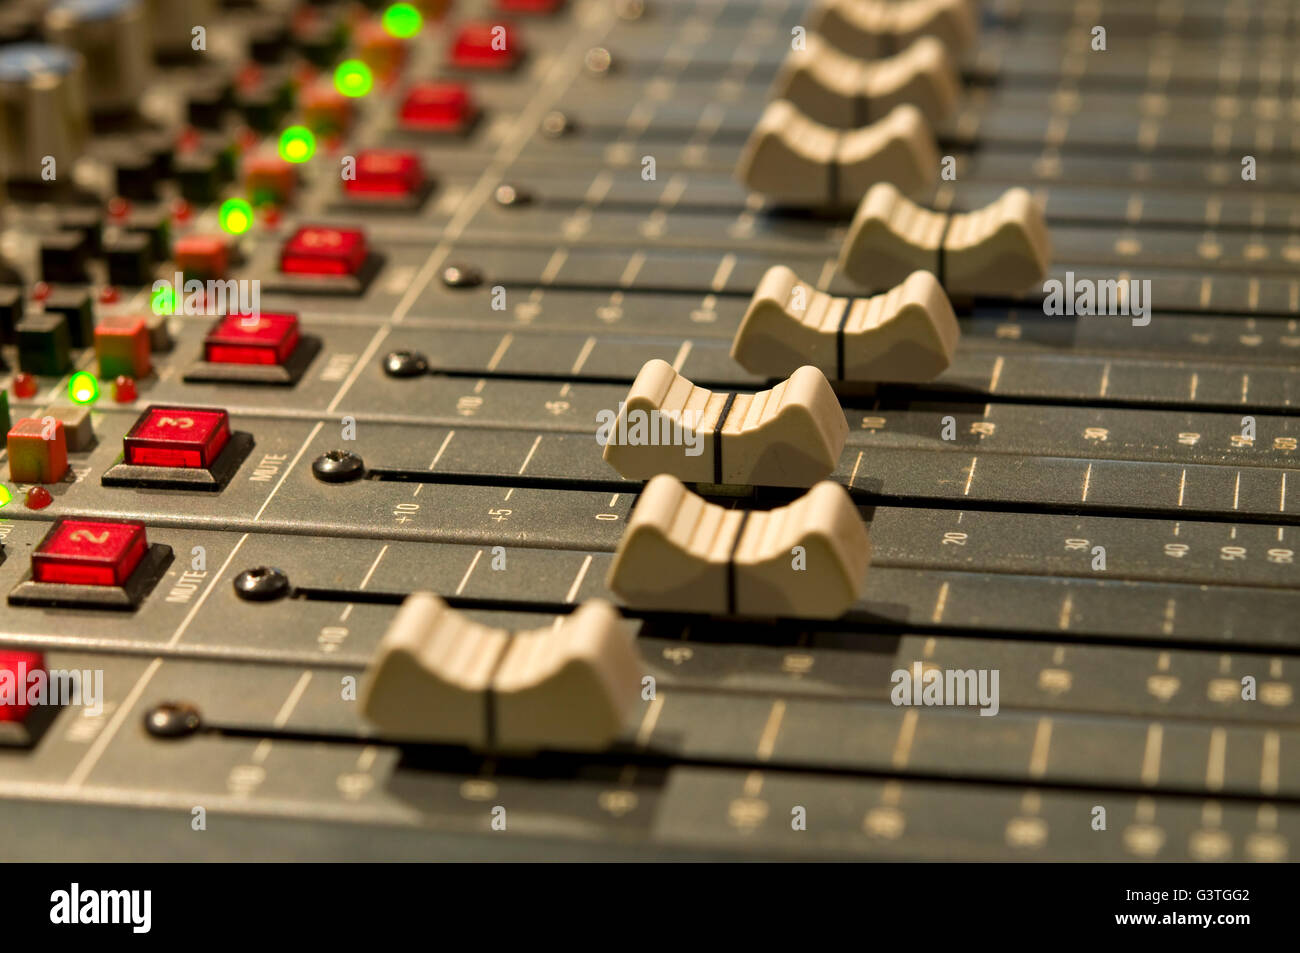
[32, 519, 150, 587]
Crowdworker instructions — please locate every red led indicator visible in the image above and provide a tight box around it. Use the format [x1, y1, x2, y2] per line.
[33, 519, 149, 587]
[124, 406, 231, 469]
[280, 226, 368, 276]
[12, 372, 38, 399]
[205, 312, 300, 365]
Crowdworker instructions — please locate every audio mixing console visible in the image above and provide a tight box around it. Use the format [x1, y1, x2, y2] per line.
[0, 0, 1298, 866]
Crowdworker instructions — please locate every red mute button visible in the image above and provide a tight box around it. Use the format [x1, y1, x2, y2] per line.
[0, 650, 47, 728]
[496, 0, 564, 12]
[345, 149, 426, 198]
[399, 83, 476, 134]
[280, 226, 368, 276]
[124, 406, 231, 469]
[205, 312, 301, 365]
[32, 519, 149, 587]
[450, 22, 521, 71]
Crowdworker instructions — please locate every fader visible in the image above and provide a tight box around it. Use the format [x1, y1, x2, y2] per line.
[0, 0, 1298, 865]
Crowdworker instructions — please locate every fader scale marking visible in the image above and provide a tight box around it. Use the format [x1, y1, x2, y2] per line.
[0, 0, 1297, 863]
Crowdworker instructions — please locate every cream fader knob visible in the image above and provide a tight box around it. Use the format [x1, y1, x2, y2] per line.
[146, 0, 216, 58]
[607, 475, 870, 619]
[733, 267, 959, 382]
[602, 359, 847, 488]
[44, 0, 151, 114]
[737, 101, 937, 206]
[0, 44, 89, 181]
[774, 34, 959, 128]
[361, 595, 641, 752]
[360, 593, 505, 747]
[807, 0, 977, 60]
[493, 601, 642, 752]
[839, 182, 1051, 296]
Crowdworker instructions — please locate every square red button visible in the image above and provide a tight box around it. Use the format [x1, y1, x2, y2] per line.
[95, 314, 152, 379]
[245, 155, 297, 206]
[496, 0, 563, 12]
[205, 312, 300, 365]
[175, 234, 230, 280]
[399, 83, 476, 133]
[7, 417, 68, 485]
[0, 650, 46, 725]
[280, 226, 368, 276]
[32, 519, 149, 587]
[358, 20, 407, 79]
[450, 22, 521, 70]
[302, 84, 353, 137]
[124, 406, 231, 468]
[345, 149, 426, 197]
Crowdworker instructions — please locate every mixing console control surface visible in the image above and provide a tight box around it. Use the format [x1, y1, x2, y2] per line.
[0, 0, 1298, 863]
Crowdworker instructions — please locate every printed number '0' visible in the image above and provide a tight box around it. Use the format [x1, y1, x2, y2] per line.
[155, 416, 195, 428]
[69, 529, 110, 544]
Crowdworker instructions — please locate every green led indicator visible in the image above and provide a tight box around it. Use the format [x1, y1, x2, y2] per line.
[278, 125, 317, 164]
[151, 284, 177, 315]
[334, 59, 374, 98]
[220, 197, 254, 235]
[383, 3, 423, 38]
[68, 372, 99, 405]
[0, 485, 10, 508]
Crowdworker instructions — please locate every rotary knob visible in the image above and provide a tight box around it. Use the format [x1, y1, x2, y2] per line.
[0, 44, 89, 181]
[44, 0, 151, 115]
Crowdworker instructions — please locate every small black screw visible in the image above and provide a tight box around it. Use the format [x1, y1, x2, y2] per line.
[493, 183, 531, 207]
[585, 47, 613, 75]
[441, 263, 482, 288]
[144, 702, 202, 739]
[540, 110, 572, 138]
[233, 566, 291, 601]
[383, 349, 429, 377]
[312, 449, 365, 483]
[616, 0, 645, 21]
